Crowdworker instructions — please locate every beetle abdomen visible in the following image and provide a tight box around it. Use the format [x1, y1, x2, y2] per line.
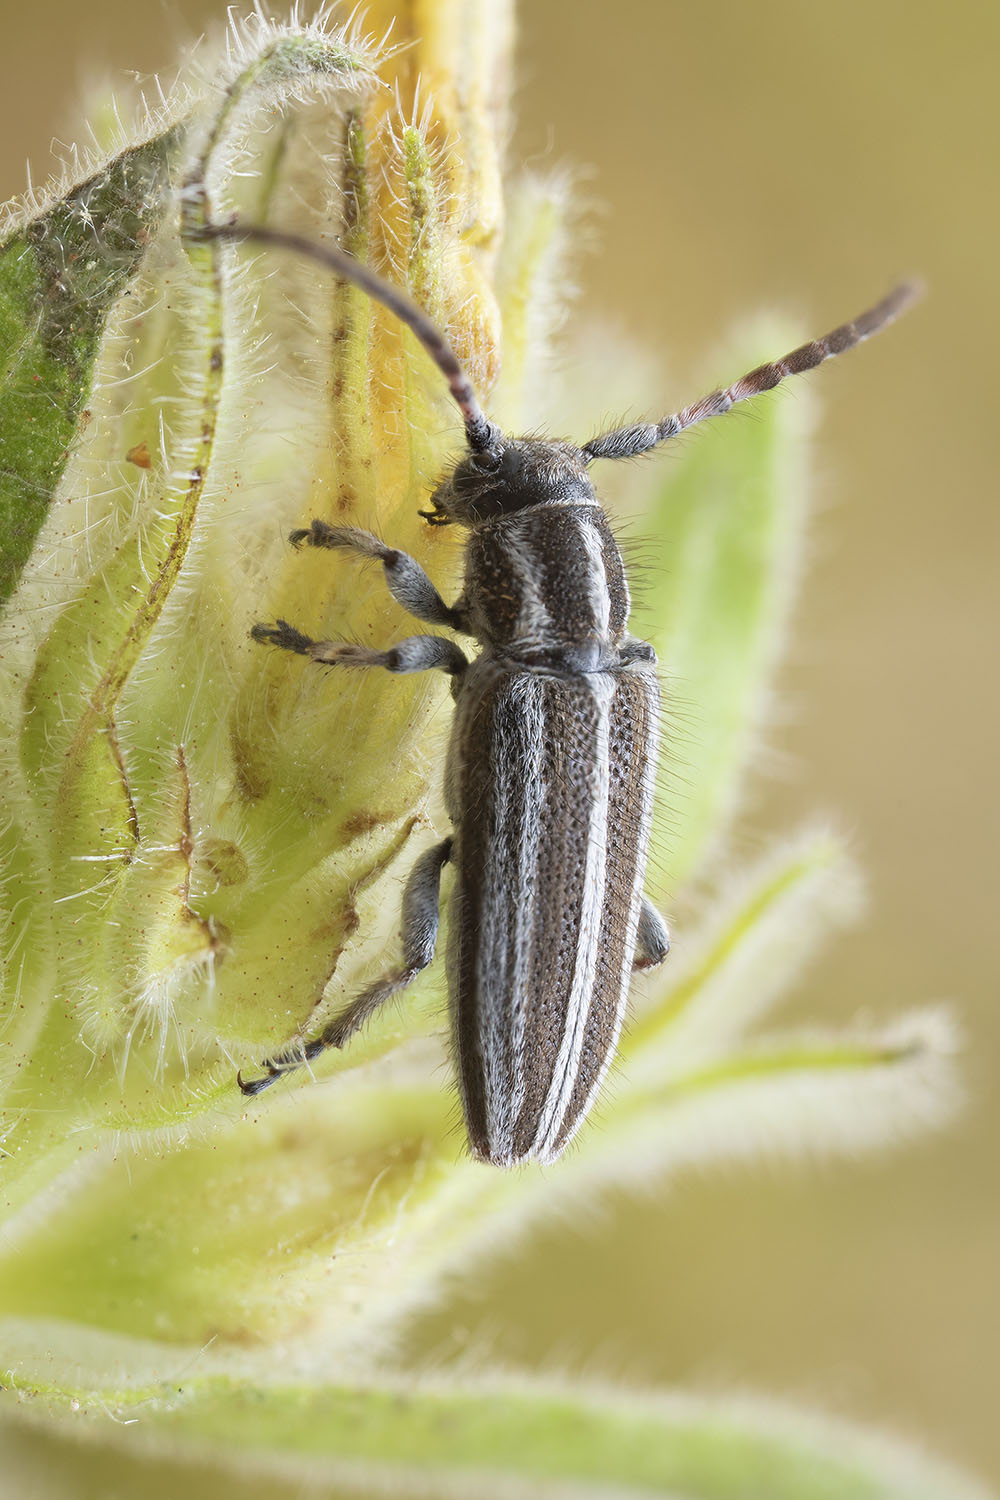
[446, 656, 659, 1165]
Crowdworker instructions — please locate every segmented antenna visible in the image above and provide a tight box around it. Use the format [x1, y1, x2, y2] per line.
[582, 282, 920, 462]
[200, 221, 500, 453]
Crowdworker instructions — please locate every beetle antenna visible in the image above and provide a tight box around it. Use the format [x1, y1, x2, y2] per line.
[199, 220, 501, 453]
[581, 281, 921, 462]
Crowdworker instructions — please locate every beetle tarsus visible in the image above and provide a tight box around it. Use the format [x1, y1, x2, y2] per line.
[251, 619, 315, 655]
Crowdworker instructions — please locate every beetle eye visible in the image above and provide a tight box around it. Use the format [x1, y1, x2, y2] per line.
[472, 449, 502, 474]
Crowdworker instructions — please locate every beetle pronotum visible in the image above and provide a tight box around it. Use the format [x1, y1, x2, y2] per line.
[204, 221, 915, 1166]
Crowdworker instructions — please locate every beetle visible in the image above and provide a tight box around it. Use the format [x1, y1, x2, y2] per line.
[204, 222, 914, 1165]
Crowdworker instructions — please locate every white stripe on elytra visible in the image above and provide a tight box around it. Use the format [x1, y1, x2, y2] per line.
[561, 667, 661, 1152]
[533, 673, 616, 1159]
[503, 531, 554, 648]
[578, 513, 612, 638]
[480, 672, 546, 1160]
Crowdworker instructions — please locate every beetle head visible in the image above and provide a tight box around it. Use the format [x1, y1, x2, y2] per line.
[421, 437, 596, 526]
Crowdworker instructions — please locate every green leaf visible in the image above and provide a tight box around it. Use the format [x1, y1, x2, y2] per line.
[0, 129, 185, 606]
[626, 828, 864, 1066]
[1, 1375, 991, 1500]
[0, 1069, 459, 1356]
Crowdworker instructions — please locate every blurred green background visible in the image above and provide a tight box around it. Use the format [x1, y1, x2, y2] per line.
[1, 0, 996, 1489]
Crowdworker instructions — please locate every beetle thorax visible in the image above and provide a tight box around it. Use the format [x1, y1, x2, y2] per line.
[459, 501, 631, 670]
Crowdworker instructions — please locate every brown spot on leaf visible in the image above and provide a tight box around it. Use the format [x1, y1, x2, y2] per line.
[340, 808, 388, 839]
[308, 902, 361, 950]
[126, 440, 152, 469]
[230, 723, 270, 802]
[197, 838, 250, 888]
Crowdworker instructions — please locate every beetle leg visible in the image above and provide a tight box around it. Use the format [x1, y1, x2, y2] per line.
[287, 520, 466, 631]
[239, 838, 453, 1097]
[633, 896, 670, 970]
[251, 622, 467, 678]
[618, 637, 657, 668]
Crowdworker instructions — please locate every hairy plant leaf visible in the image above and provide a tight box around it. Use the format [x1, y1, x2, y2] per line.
[2, 1375, 991, 1500]
[0, 129, 185, 604]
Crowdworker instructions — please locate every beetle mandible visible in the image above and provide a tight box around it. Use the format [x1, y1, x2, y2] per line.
[205, 222, 914, 1166]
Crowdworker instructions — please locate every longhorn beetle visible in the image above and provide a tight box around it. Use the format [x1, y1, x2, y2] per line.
[204, 221, 915, 1166]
